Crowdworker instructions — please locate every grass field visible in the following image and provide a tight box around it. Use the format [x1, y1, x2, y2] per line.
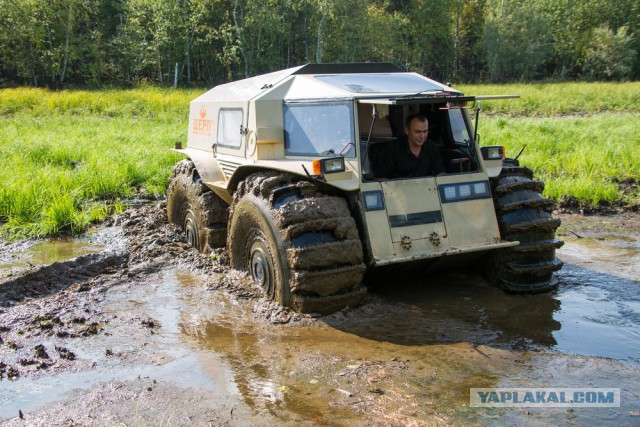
[456, 81, 640, 116]
[478, 113, 639, 205]
[0, 88, 196, 239]
[1, 83, 639, 240]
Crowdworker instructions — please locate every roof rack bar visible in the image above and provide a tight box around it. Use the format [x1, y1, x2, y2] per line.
[292, 63, 402, 75]
[473, 95, 520, 100]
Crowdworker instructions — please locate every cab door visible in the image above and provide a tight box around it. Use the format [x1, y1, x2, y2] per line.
[361, 177, 451, 265]
[381, 178, 448, 246]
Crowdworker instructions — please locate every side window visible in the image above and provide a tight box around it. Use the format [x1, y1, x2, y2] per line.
[448, 109, 471, 144]
[217, 108, 243, 148]
[283, 101, 355, 157]
[357, 103, 393, 139]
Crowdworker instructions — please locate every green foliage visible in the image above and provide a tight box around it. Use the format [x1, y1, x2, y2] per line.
[321, 0, 409, 66]
[455, 0, 486, 82]
[0, 84, 638, 240]
[406, 0, 455, 79]
[477, 113, 640, 205]
[0, 88, 187, 240]
[1, 0, 638, 86]
[535, 0, 640, 80]
[483, 0, 555, 81]
[582, 26, 637, 81]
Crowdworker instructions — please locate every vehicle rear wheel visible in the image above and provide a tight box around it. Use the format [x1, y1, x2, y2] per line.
[228, 172, 367, 314]
[166, 159, 228, 253]
[487, 164, 564, 292]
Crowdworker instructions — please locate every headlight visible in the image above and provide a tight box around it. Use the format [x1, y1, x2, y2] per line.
[481, 146, 505, 160]
[312, 157, 345, 175]
[439, 181, 491, 203]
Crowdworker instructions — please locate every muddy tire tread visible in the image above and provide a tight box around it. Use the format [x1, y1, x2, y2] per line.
[510, 238, 564, 253]
[489, 165, 564, 293]
[231, 171, 366, 313]
[166, 159, 228, 251]
[497, 198, 556, 213]
[503, 217, 562, 234]
[505, 258, 564, 275]
[494, 179, 545, 196]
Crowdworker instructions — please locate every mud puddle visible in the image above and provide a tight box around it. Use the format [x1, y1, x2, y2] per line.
[1, 206, 640, 425]
[556, 212, 640, 282]
[0, 232, 108, 280]
[0, 270, 250, 425]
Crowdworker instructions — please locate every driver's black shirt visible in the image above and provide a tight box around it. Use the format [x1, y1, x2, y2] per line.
[374, 137, 445, 179]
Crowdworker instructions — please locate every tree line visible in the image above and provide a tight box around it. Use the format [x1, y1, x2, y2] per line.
[0, 0, 638, 88]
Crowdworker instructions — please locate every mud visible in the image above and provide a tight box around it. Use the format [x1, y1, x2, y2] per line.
[556, 212, 640, 281]
[287, 240, 363, 271]
[1, 204, 639, 426]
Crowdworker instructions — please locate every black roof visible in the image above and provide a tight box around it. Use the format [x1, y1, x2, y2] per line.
[293, 63, 403, 75]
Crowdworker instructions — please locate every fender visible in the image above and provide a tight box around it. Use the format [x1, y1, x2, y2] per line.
[172, 147, 225, 184]
[172, 147, 233, 204]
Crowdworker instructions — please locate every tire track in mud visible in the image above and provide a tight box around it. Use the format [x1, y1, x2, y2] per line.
[0, 252, 127, 307]
[0, 201, 308, 384]
[0, 202, 176, 307]
[0, 202, 187, 382]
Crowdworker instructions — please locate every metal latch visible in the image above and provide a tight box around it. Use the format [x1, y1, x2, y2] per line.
[429, 232, 441, 247]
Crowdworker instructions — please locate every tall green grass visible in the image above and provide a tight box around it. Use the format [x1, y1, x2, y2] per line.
[461, 82, 640, 206]
[0, 87, 201, 118]
[457, 82, 640, 116]
[477, 113, 640, 205]
[0, 84, 638, 240]
[0, 88, 195, 239]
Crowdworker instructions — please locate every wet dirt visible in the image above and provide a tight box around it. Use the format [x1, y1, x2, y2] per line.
[0, 205, 639, 426]
[556, 212, 640, 282]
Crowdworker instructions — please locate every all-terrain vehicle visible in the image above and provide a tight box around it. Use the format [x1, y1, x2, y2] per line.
[167, 63, 563, 314]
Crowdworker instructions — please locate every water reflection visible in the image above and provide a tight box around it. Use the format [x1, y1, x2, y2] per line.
[0, 232, 106, 278]
[326, 271, 562, 349]
[560, 234, 640, 282]
[179, 318, 358, 424]
[177, 262, 640, 427]
[553, 263, 640, 361]
[322, 258, 640, 363]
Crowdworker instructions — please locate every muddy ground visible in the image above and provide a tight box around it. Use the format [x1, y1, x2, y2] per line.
[0, 203, 639, 426]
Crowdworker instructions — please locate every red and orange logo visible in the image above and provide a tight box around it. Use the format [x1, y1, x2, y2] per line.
[193, 104, 213, 136]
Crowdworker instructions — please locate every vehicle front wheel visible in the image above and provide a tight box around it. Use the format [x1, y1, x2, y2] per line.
[228, 172, 367, 314]
[487, 164, 564, 292]
[228, 193, 291, 306]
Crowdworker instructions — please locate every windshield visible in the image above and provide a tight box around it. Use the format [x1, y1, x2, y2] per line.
[283, 101, 355, 157]
[315, 74, 444, 94]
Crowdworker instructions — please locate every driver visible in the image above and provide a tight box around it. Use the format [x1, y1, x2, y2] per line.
[375, 114, 445, 178]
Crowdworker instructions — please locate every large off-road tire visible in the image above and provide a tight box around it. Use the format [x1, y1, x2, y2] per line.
[488, 164, 564, 292]
[228, 171, 367, 314]
[166, 159, 228, 253]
